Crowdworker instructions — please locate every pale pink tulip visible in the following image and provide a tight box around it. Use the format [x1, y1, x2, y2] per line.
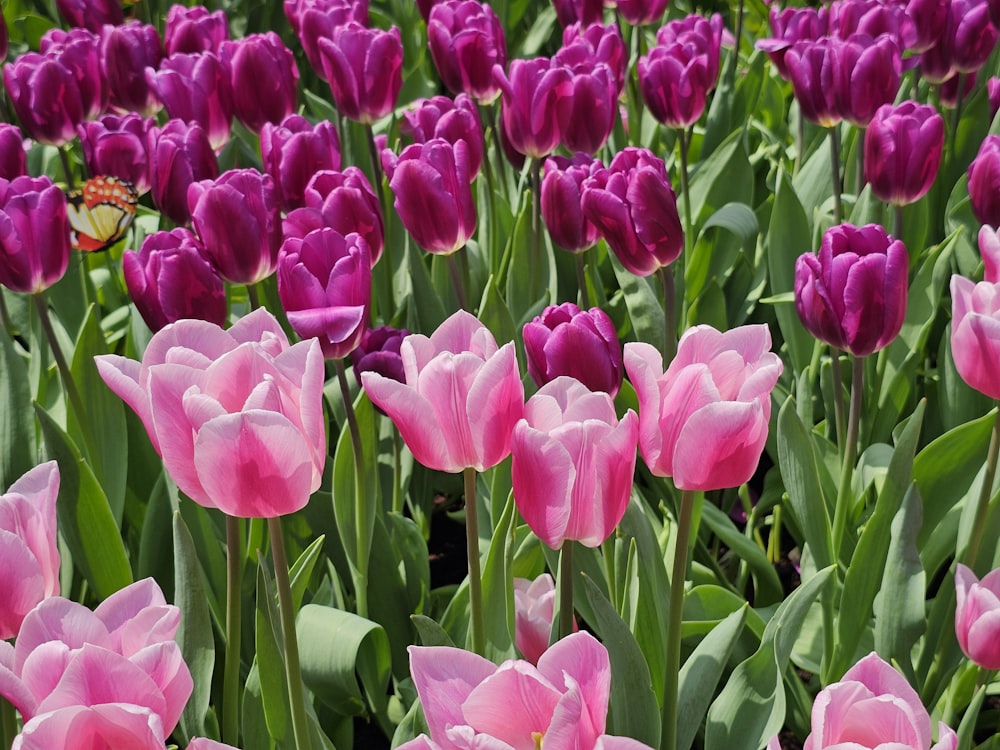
[95, 307, 326, 517]
[950, 228, 1000, 400]
[0, 461, 60, 639]
[361, 310, 524, 473]
[398, 631, 654, 750]
[514, 574, 577, 664]
[12, 704, 165, 749]
[188, 739, 242, 749]
[954, 564, 1000, 670]
[623, 325, 782, 491]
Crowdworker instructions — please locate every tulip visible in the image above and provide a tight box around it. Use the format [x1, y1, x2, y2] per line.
[755, 6, 828, 80]
[616, 0, 669, 26]
[0, 176, 71, 294]
[147, 119, 219, 226]
[260, 114, 342, 211]
[623, 324, 783, 490]
[562, 22, 627, 94]
[784, 38, 841, 127]
[400, 94, 484, 178]
[989, 77, 1000, 119]
[552, 46, 618, 154]
[954, 564, 1000, 670]
[289, 0, 369, 80]
[832, 33, 902, 128]
[512, 377, 638, 548]
[552, 0, 604, 28]
[513, 574, 573, 664]
[361, 309, 523, 473]
[949, 227, 1000, 399]
[95, 308, 326, 517]
[164, 5, 229, 55]
[384, 138, 477, 256]
[123, 228, 227, 332]
[494, 57, 574, 159]
[896, 0, 948, 53]
[350, 325, 410, 388]
[541, 153, 603, 253]
[427, 0, 507, 104]
[398, 631, 654, 750]
[656, 14, 724, 90]
[523, 302, 623, 396]
[3, 54, 85, 146]
[39, 28, 107, 121]
[969, 136, 1000, 228]
[939, 70, 979, 109]
[220, 33, 299, 134]
[319, 23, 403, 124]
[0, 125, 27, 180]
[864, 102, 943, 206]
[944, 0, 998, 75]
[828, 0, 917, 50]
[581, 147, 684, 277]
[55, 0, 123, 31]
[188, 739, 242, 750]
[794, 223, 908, 357]
[78, 113, 154, 196]
[12, 704, 166, 749]
[149, 52, 234, 151]
[640, 19, 721, 130]
[0, 462, 60, 640]
[277, 228, 372, 359]
[188, 168, 282, 285]
[100, 21, 163, 116]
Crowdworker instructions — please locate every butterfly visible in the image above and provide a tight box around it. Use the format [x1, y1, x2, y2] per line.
[66, 175, 139, 252]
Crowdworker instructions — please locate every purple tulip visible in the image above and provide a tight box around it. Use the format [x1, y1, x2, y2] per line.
[552, 45, 617, 153]
[260, 115, 342, 211]
[828, 0, 917, 50]
[833, 33, 902, 127]
[0, 125, 26, 181]
[291, 0, 369, 81]
[277, 228, 372, 359]
[123, 228, 227, 332]
[552, 0, 604, 28]
[220, 33, 299, 134]
[400, 94, 484, 178]
[794, 222, 908, 357]
[616, 0, 669, 26]
[562, 22, 627, 94]
[3, 54, 85, 146]
[540, 153, 602, 253]
[188, 169, 282, 285]
[755, 6, 828, 80]
[428, 0, 507, 104]
[968, 136, 1000, 228]
[920, 0, 998, 82]
[895, 0, 948, 53]
[581, 147, 684, 277]
[640, 20, 720, 131]
[864, 102, 943, 206]
[164, 5, 229, 56]
[100, 21, 163, 116]
[55, 0, 123, 32]
[319, 23, 403, 124]
[384, 138, 477, 255]
[0, 176, 71, 294]
[656, 13, 724, 84]
[149, 52, 233, 152]
[523, 302, 624, 396]
[350, 325, 409, 387]
[784, 38, 842, 127]
[78, 113, 154, 195]
[148, 119, 219, 226]
[39, 28, 107, 121]
[939, 69, 979, 108]
[990, 77, 1000, 119]
[494, 57, 574, 160]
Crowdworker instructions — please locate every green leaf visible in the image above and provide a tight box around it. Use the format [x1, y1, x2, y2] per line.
[290, 535, 326, 611]
[405, 243, 448, 334]
[0, 330, 34, 490]
[254, 560, 290, 747]
[688, 133, 754, 223]
[610, 252, 665, 352]
[700, 502, 783, 606]
[481, 490, 516, 662]
[411, 614, 456, 647]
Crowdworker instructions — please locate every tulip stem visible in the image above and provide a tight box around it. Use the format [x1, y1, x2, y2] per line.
[961, 405, 1000, 567]
[223, 515, 242, 747]
[558, 540, 575, 640]
[463, 467, 486, 656]
[894, 205, 904, 245]
[949, 73, 966, 160]
[335, 358, 370, 619]
[447, 251, 469, 311]
[678, 127, 693, 261]
[831, 355, 864, 565]
[829, 125, 843, 224]
[59, 146, 75, 190]
[727, 0, 746, 93]
[575, 253, 592, 309]
[659, 266, 677, 364]
[366, 123, 394, 319]
[487, 103, 508, 198]
[530, 158, 543, 303]
[661, 488, 695, 750]
[268, 516, 313, 750]
[603, 535, 618, 612]
[481, 127, 502, 276]
[1, 695, 15, 750]
[830, 347, 846, 455]
[246, 283, 260, 311]
[855, 127, 866, 196]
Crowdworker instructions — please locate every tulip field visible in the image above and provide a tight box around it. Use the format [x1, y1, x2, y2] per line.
[3, 0, 1000, 747]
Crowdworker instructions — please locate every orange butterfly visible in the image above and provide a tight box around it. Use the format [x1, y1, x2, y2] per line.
[66, 175, 138, 252]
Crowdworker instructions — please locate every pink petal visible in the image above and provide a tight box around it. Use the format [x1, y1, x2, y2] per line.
[129, 640, 193, 734]
[511, 421, 574, 549]
[94, 355, 157, 452]
[94, 578, 169, 644]
[467, 343, 524, 470]
[672, 400, 768, 491]
[13, 704, 165, 750]
[148, 364, 211, 504]
[16, 598, 108, 668]
[408, 645, 497, 747]
[460, 660, 562, 747]
[0, 532, 47, 639]
[537, 631, 611, 738]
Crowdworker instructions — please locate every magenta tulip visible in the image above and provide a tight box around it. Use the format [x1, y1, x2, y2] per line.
[756, 6, 828, 80]
[100, 21, 163, 116]
[937, 69, 980, 109]
[150, 52, 234, 151]
[494, 57, 574, 159]
[949, 227, 1000, 399]
[220, 33, 299, 134]
[0, 462, 60, 640]
[0, 176, 71, 294]
[147, 119, 219, 226]
[361, 309, 524, 474]
[164, 5, 228, 56]
[989, 77, 1000, 119]
[3, 54, 85, 146]
[55, 0, 123, 31]
[828, 0, 916, 49]
[616, 0, 669, 26]
[428, 0, 507, 104]
[400, 94, 484, 178]
[541, 153, 603, 253]
[552, 0, 604, 28]
[624, 324, 783, 491]
[350, 325, 410, 387]
[261, 114, 342, 211]
[552, 45, 617, 153]
[562, 23, 627, 94]
[0, 125, 26, 181]
[794, 223, 908, 357]
[289, 0, 369, 81]
[95, 308, 326, 517]
[864, 102, 943, 206]
[943, 0, 998, 75]
[319, 23, 403, 124]
[895, 0, 948, 53]
[784, 38, 841, 127]
[832, 33, 902, 127]
[39, 28, 107, 122]
[514, 574, 574, 664]
[78, 113, 154, 196]
[968, 136, 1000, 228]
[954, 564, 1000, 670]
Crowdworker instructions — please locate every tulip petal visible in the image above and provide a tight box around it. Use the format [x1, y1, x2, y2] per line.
[511, 422, 574, 548]
[537, 631, 611, 739]
[408, 645, 497, 747]
[672, 399, 767, 491]
[460, 660, 562, 747]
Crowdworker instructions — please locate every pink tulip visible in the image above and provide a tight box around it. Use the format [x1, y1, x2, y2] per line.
[188, 739, 242, 750]
[0, 462, 60, 640]
[95, 308, 326, 517]
[13, 704, 166, 749]
[954, 564, 1000, 670]
[950, 227, 1000, 400]
[514, 574, 576, 664]
[624, 325, 782, 491]
[361, 310, 523, 473]
[398, 631, 654, 750]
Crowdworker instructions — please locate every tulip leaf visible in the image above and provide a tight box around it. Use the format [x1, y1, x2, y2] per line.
[791, 130, 835, 223]
[700, 501, 783, 606]
[609, 251, 665, 353]
[0, 329, 34, 490]
[683, 585, 767, 641]
[406, 243, 448, 334]
[254, 557, 291, 746]
[687, 133, 754, 225]
[504, 184, 554, 327]
[35, 404, 132, 599]
[477, 274, 519, 353]
[290, 534, 326, 611]
[481, 490, 516, 662]
[411, 614, 456, 647]
[957, 683, 988, 750]
[241, 663, 272, 750]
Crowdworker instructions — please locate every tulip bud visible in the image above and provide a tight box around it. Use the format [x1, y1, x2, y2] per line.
[261, 115, 341, 211]
[561, 23, 627, 94]
[150, 51, 234, 151]
[400, 94, 484, 178]
[0, 176, 71, 294]
[3, 54, 85, 146]
[616, 0, 668, 26]
[968, 135, 1000, 228]
[540, 153, 602, 253]
[0, 125, 27, 181]
[55, 0, 123, 32]
[552, 0, 604, 29]
[148, 120, 219, 226]
[350, 325, 410, 388]
[513, 575, 574, 664]
[319, 23, 403, 124]
[864, 102, 943, 206]
[755, 6, 828, 81]
[78, 114, 154, 196]
[164, 5, 229, 56]
[291, 0, 369, 81]
[220, 33, 299, 134]
[428, 0, 507, 104]
[494, 57, 574, 160]
[100, 21, 163, 116]
[955, 564, 1000, 670]
[784, 38, 841, 128]
[552, 46, 617, 154]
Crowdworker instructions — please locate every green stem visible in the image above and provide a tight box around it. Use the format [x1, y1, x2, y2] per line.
[1, 695, 16, 750]
[366, 123, 394, 321]
[660, 488, 696, 750]
[727, 0, 745, 92]
[59, 146, 75, 190]
[949, 72, 966, 159]
[830, 125, 843, 225]
[659, 265, 677, 364]
[795, 115, 804, 176]
[678, 127, 693, 260]
[222, 515, 242, 747]
[487, 103, 508, 199]
[392, 431, 404, 516]
[575, 252, 592, 309]
[267, 516, 313, 750]
[830, 347, 846, 455]
[464, 467, 486, 656]
[335, 358, 369, 619]
[558, 540, 575, 640]
[602, 535, 618, 612]
[830, 355, 864, 564]
[246, 283, 261, 311]
[0, 291, 15, 338]
[447, 250, 469, 311]
[530, 158, 542, 303]
[894, 204, 904, 245]
[961, 404, 1000, 567]
[855, 126, 865, 196]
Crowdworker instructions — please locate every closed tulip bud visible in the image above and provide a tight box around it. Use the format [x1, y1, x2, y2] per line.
[784, 38, 841, 127]
[150, 52, 234, 151]
[552, 0, 604, 28]
[384, 138, 476, 256]
[350, 325, 410, 387]
[581, 147, 684, 277]
[100, 22, 163, 116]
[319, 23, 403, 124]
[220, 33, 299, 134]
[624, 324, 783, 490]
[0, 176, 71, 294]
[756, 6, 828, 81]
[955, 564, 1000, 670]
[78, 113, 154, 196]
[967, 136, 1000, 228]
[148, 120, 219, 226]
[292, 0, 369, 81]
[261, 115, 341, 211]
[400, 94, 484, 178]
[864, 102, 943, 206]
[948, 0, 998, 74]
[3, 54, 85, 146]
[513, 574, 576, 664]
[428, 0, 507, 104]
[833, 33, 902, 127]
[617, 0, 669, 25]
[949, 227, 1000, 399]
[540, 153, 602, 253]
[794, 223, 908, 357]
[40, 28, 107, 121]
[523, 302, 623, 396]
[494, 57, 574, 159]
[552, 47, 617, 154]
[639, 40, 713, 128]
[164, 5, 229, 56]
[562, 22, 627, 94]
[55, 0, 123, 32]
[0, 125, 27, 180]
[655, 13, 724, 86]
[123, 228, 227, 332]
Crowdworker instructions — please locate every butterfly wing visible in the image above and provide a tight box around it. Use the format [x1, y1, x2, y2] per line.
[67, 176, 139, 252]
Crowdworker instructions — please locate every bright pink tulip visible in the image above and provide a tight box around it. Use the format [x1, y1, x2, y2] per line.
[13, 704, 166, 749]
[95, 308, 326, 517]
[955, 564, 1000, 670]
[514, 574, 576, 664]
[624, 325, 782, 491]
[949, 227, 1000, 400]
[150, 52, 234, 151]
[188, 739, 242, 750]
[361, 310, 523, 473]
[0, 462, 60, 640]
[494, 57, 574, 159]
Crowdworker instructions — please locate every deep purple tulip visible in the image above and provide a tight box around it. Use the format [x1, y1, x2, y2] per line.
[939, 70, 979, 108]
[990, 77, 1000, 119]
[921, 0, 999, 82]
[428, 0, 507, 104]
[833, 33, 902, 127]
[123, 228, 227, 332]
[523, 302, 623, 396]
[552, 45, 618, 153]
[350, 326, 409, 388]
[581, 147, 684, 277]
[40, 28, 107, 121]
[220, 33, 299, 134]
[100, 21, 163, 116]
[261, 115, 342, 212]
[148, 120, 219, 226]
[864, 102, 943, 206]
[794, 222, 908, 357]
[552, 0, 604, 28]
[828, 0, 916, 50]
[893, 0, 948, 53]
[291, 0, 369, 81]
[150, 52, 234, 151]
[78, 113, 154, 195]
[756, 6, 828, 80]
[3, 54, 85, 146]
[494, 57, 574, 160]
[784, 38, 841, 127]
[400, 94, 484, 178]
[55, 0, 123, 32]
[639, 36, 715, 128]
[164, 5, 229, 56]
[0, 176, 71, 294]
[188, 169, 282, 285]
[562, 22, 627, 94]
[0, 125, 26, 181]
[319, 23, 403, 124]
[541, 153, 602, 253]
[278, 228, 372, 359]
[655, 13, 724, 85]
[384, 138, 477, 255]
[616, 0, 669, 26]
[968, 136, 1000, 228]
